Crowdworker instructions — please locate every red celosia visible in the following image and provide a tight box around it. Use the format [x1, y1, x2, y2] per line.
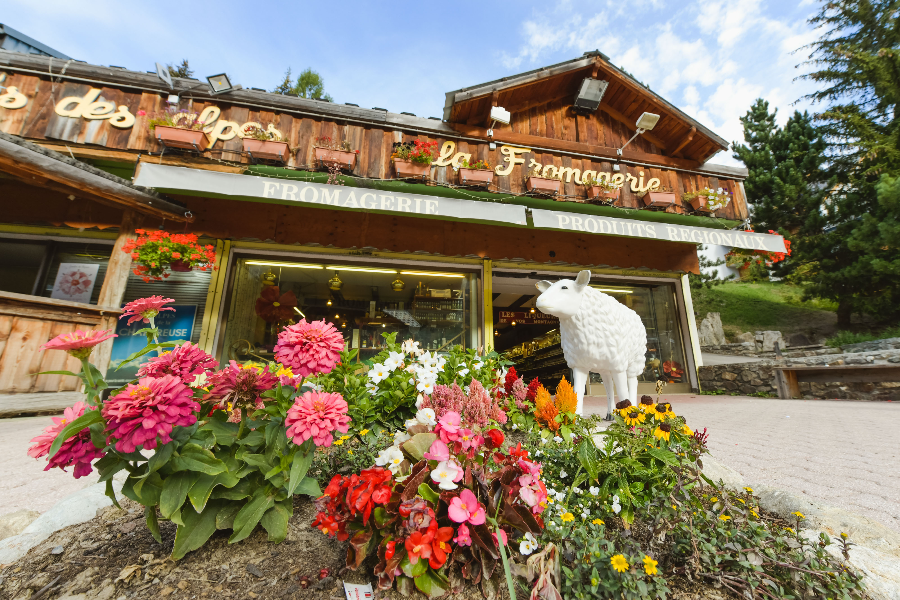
[103, 374, 199, 452]
[136, 342, 218, 384]
[120, 296, 175, 326]
[28, 402, 103, 478]
[525, 377, 541, 402]
[41, 329, 117, 360]
[285, 391, 350, 447]
[274, 319, 345, 377]
[504, 366, 518, 395]
[205, 361, 278, 417]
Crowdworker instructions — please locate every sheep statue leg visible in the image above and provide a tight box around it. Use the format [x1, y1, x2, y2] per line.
[627, 376, 639, 408]
[611, 370, 629, 419]
[572, 368, 588, 416]
[602, 371, 615, 421]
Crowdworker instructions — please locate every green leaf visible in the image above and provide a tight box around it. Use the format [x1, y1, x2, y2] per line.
[215, 503, 241, 530]
[36, 370, 80, 378]
[287, 441, 315, 495]
[260, 500, 293, 543]
[201, 419, 240, 446]
[172, 501, 222, 560]
[211, 478, 254, 501]
[577, 438, 600, 481]
[125, 472, 163, 506]
[401, 433, 437, 463]
[95, 453, 127, 482]
[400, 553, 428, 578]
[188, 471, 240, 513]
[414, 569, 451, 598]
[105, 479, 121, 509]
[418, 483, 440, 506]
[293, 476, 322, 497]
[171, 444, 227, 475]
[146, 506, 161, 543]
[160, 472, 193, 519]
[647, 448, 678, 465]
[147, 443, 175, 475]
[48, 410, 103, 459]
[188, 428, 216, 450]
[116, 341, 180, 370]
[229, 489, 275, 543]
[237, 430, 265, 447]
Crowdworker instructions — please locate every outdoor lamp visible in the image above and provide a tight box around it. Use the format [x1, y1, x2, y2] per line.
[617, 112, 660, 156]
[573, 77, 609, 112]
[207, 73, 241, 95]
[487, 105, 511, 138]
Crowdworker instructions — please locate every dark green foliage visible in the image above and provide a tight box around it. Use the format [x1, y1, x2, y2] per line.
[689, 245, 735, 292]
[272, 67, 334, 102]
[167, 60, 193, 79]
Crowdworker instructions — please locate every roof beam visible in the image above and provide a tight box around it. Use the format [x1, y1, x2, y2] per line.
[670, 126, 696, 158]
[598, 103, 669, 151]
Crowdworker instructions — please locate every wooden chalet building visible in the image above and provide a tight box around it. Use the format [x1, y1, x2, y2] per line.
[0, 50, 785, 397]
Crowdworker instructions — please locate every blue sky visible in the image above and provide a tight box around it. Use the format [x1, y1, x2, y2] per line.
[5, 0, 824, 166]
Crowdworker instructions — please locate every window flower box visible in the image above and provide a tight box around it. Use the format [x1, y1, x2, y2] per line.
[525, 175, 561, 196]
[687, 196, 713, 213]
[393, 159, 431, 179]
[641, 190, 677, 209]
[684, 187, 731, 214]
[243, 138, 291, 163]
[390, 140, 438, 180]
[314, 147, 358, 170]
[587, 186, 620, 204]
[154, 126, 209, 152]
[458, 167, 494, 187]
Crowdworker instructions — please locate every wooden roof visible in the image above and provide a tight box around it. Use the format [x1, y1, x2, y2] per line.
[443, 52, 729, 163]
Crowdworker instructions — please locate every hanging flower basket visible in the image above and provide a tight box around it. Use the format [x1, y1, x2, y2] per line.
[526, 175, 560, 196]
[154, 126, 210, 152]
[122, 230, 217, 282]
[314, 147, 358, 171]
[393, 159, 431, 179]
[243, 138, 291, 163]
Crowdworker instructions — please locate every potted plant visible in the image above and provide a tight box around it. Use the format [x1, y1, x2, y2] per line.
[683, 187, 731, 214]
[584, 176, 621, 204]
[313, 136, 359, 171]
[391, 140, 439, 179]
[525, 173, 561, 196]
[146, 110, 211, 151]
[241, 123, 291, 163]
[457, 157, 494, 186]
[636, 185, 677, 210]
[121, 229, 218, 282]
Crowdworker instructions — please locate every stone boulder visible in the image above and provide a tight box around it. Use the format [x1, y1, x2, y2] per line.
[699, 312, 726, 346]
[755, 330, 784, 352]
[735, 332, 755, 344]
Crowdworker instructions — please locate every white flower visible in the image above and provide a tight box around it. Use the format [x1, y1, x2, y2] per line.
[581, 510, 590, 518]
[431, 460, 460, 490]
[415, 394, 426, 409]
[512, 423, 518, 430]
[393, 431, 411, 446]
[717, 187, 723, 193]
[559, 469, 567, 478]
[404, 418, 419, 430]
[416, 408, 436, 426]
[554, 491, 566, 501]
[473, 361, 483, 370]
[519, 533, 539, 555]
[457, 368, 469, 378]
[497, 367, 507, 382]
[416, 380, 435, 395]
[535, 450, 542, 457]
[612, 495, 619, 504]
[368, 364, 389, 384]
[572, 487, 582, 495]
[375, 446, 405, 474]
[401, 339, 422, 356]
[612, 502, 622, 514]
[383, 351, 404, 371]
[409, 378, 415, 385]
[540, 437, 547, 445]
[589, 486, 599, 496]
[553, 436, 563, 443]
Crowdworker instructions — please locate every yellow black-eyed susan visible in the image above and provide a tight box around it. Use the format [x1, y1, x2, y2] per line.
[653, 422, 672, 442]
[615, 399, 633, 415]
[623, 409, 645, 426]
[639, 395, 655, 412]
[652, 403, 671, 421]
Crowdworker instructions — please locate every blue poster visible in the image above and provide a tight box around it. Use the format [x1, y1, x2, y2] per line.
[107, 305, 198, 385]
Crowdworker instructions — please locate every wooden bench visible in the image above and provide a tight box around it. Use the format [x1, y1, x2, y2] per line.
[774, 364, 900, 399]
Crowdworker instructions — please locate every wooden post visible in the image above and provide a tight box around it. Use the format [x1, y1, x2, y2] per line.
[93, 209, 137, 374]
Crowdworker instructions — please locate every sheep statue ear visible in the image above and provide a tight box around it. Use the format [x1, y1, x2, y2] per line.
[575, 270, 591, 288]
[536, 280, 552, 292]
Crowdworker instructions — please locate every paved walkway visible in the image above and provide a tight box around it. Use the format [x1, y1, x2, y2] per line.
[585, 394, 900, 534]
[700, 352, 762, 366]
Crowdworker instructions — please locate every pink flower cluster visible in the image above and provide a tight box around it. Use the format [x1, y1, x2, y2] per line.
[510, 378, 528, 410]
[137, 342, 218, 384]
[517, 458, 548, 515]
[419, 383, 466, 421]
[285, 391, 350, 447]
[28, 402, 103, 478]
[274, 319, 344, 378]
[465, 380, 507, 428]
[103, 375, 199, 453]
[433, 411, 485, 459]
[120, 296, 175, 326]
[40, 329, 117, 360]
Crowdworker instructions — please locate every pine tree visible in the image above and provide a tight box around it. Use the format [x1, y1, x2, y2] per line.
[272, 67, 333, 102]
[167, 59, 193, 79]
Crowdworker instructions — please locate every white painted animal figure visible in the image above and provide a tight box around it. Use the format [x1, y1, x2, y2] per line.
[535, 270, 647, 417]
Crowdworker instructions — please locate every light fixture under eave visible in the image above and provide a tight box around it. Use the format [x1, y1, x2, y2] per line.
[400, 271, 465, 278]
[573, 77, 609, 113]
[292, 306, 306, 318]
[616, 111, 660, 156]
[206, 73, 242, 94]
[246, 261, 323, 269]
[326, 265, 398, 274]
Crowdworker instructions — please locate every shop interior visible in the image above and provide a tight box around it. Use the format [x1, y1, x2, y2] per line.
[492, 273, 690, 394]
[220, 257, 479, 365]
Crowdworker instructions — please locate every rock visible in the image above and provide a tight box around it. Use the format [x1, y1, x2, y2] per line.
[51, 545, 65, 555]
[246, 563, 264, 578]
[788, 332, 812, 347]
[721, 372, 738, 381]
[701, 456, 745, 489]
[0, 510, 41, 542]
[755, 330, 784, 352]
[735, 332, 755, 344]
[699, 313, 726, 346]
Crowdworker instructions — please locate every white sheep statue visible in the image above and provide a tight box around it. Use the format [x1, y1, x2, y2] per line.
[535, 270, 647, 418]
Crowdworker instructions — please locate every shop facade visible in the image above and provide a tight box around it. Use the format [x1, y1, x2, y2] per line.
[0, 50, 786, 396]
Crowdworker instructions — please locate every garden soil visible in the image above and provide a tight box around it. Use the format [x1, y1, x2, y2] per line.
[0, 496, 739, 600]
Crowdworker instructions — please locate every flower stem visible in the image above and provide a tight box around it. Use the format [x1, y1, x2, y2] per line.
[148, 315, 162, 356]
[238, 410, 246, 439]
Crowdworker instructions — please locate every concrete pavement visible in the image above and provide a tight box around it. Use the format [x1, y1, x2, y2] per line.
[700, 352, 763, 366]
[585, 394, 900, 534]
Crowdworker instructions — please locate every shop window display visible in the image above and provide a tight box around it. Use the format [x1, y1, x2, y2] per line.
[220, 258, 478, 365]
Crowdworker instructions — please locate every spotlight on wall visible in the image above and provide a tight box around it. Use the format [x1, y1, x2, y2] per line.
[573, 77, 609, 113]
[486, 105, 511, 138]
[617, 112, 660, 156]
[206, 73, 242, 95]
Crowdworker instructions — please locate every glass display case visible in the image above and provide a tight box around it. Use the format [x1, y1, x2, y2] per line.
[220, 257, 479, 365]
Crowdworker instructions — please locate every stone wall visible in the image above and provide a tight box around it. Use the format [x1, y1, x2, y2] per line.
[840, 336, 900, 353]
[699, 349, 900, 400]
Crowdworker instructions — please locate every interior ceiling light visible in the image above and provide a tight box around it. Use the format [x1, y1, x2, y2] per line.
[292, 306, 306, 318]
[327, 298, 333, 306]
[573, 77, 609, 112]
[327, 265, 398, 274]
[591, 287, 634, 294]
[246, 261, 323, 269]
[400, 271, 465, 278]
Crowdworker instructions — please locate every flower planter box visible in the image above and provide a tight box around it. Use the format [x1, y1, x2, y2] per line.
[393, 159, 431, 179]
[243, 138, 291, 163]
[154, 126, 209, 151]
[641, 191, 677, 209]
[588, 186, 620, 204]
[458, 167, 494, 187]
[314, 147, 358, 171]
[688, 197, 713, 213]
[525, 176, 560, 196]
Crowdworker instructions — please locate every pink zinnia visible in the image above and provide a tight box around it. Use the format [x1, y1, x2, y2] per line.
[137, 342, 218, 384]
[448, 489, 486, 525]
[28, 402, 103, 478]
[120, 296, 175, 326]
[103, 375, 198, 453]
[274, 319, 344, 377]
[206, 361, 278, 413]
[41, 329, 117, 360]
[285, 391, 350, 447]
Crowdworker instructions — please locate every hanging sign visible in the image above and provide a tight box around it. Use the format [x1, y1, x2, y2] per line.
[497, 311, 558, 325]
[107, 304, 197, 384]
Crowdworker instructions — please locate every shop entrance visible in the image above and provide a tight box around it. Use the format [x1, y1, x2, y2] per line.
[492, 272, 692, 395]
